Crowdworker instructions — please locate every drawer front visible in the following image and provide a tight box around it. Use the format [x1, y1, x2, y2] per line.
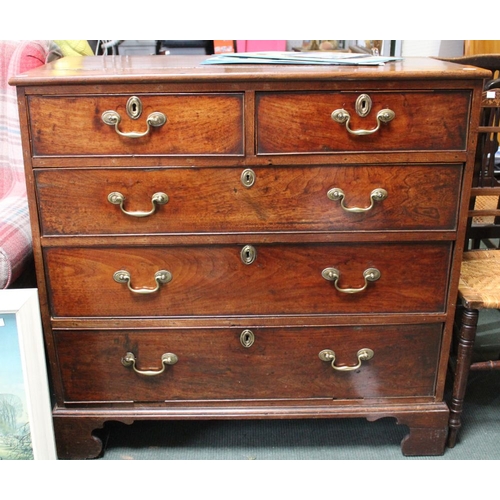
[44, 242, 451, 318]
[55, 324, 442, 403]
[35, 164, 462, 236]
[55, 324, 441, 402]
[28, 94, 244, 156]
[257, 91, 470, 153]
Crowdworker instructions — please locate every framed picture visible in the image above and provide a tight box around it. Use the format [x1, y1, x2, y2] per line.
[0, 288, 56, 459]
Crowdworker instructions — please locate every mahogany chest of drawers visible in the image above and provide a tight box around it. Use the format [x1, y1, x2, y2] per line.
[11, 55, 488, 458]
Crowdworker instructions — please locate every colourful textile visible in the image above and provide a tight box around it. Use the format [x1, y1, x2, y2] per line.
[0, 40, 50, 288]
[53, 40, 93, 56]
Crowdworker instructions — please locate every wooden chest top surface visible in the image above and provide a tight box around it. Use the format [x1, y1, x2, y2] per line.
[10, 55, 491, 86]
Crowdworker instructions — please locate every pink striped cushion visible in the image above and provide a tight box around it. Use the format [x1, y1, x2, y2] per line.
[0, 196, 32, 287]
[1, 40, 50, 288]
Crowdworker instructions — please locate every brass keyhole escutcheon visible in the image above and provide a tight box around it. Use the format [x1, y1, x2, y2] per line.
[355, 94, 372, 117]
[241, 245, 257, 265]
[126, 96, 142, 119]
[241, 169, 256, 188]
[240, 329, 255, 348]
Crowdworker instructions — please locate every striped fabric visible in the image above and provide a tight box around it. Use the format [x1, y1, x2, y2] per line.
[0, 40, 50, 288]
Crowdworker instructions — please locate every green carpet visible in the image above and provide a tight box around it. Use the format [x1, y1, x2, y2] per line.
[98, 370, 499, 460]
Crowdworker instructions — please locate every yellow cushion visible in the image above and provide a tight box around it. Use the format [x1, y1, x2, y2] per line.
[53, 40, 93, 57]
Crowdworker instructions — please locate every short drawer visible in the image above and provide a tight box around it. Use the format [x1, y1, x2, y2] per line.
[28, 93, 244, 156]
[54, 324, 442, 403]
[44, 242, 451, 318]
[35, 164, 462, 236]
[256, 91, 470, 153]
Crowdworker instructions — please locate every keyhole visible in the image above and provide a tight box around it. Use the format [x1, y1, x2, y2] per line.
[355, 94, 372, 117]
[126, 96, 142, 119]
[240, 329, 255, 348]
[240, 245, 256, 265]
[241, 169, 256, 188]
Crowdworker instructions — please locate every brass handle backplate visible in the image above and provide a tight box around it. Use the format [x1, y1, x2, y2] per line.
[319, 348, 374, 371]
[108, 191, 169, 218]
[102, 109, 167, 138]
[327, 187, 387, 213]
[113, 269, 172, 294]
[122, 351, 178, 376]
[322, 267, 380, 294]
[331, 108, 395, 136]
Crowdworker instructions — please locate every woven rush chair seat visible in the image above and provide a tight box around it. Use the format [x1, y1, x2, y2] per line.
[459, 250, 500, 309]
[449, 250, 500, 448]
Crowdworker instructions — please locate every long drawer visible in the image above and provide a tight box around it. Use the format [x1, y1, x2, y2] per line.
[35, 164, 462, 236]
[28, 93, 244, 156]
[54, 324, 442, 403]
[256, 91, 470, 153]
[44, 242, 452, 318]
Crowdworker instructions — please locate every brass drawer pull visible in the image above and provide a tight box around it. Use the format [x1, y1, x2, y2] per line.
[327, 187, 387, 213]
[102, 110, 167, 138]
[122, 351, 178, 376]
[113, 269, 172, 294]
[319, 348, 374, 371]
[322, 267, 380, 294]
[108, 191, 169, 218]
[331, 108, 395, 136]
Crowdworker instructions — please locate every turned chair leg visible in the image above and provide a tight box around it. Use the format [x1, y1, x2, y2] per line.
[447, 307, 479, 447]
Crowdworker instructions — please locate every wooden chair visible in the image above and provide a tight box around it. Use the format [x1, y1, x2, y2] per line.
[438, 56, 500, 248]
[445, 56, 500, 447]
[467, 79, 500, 249]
